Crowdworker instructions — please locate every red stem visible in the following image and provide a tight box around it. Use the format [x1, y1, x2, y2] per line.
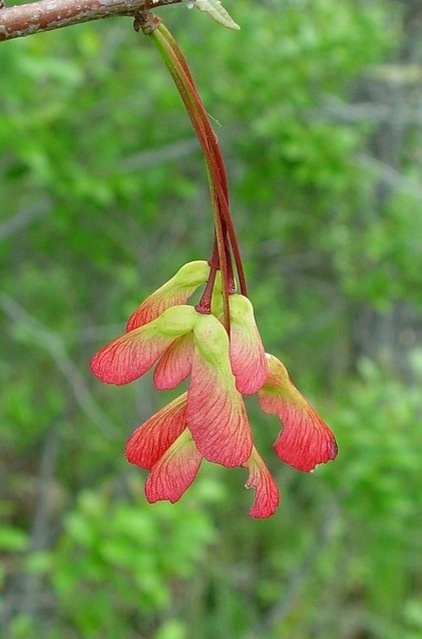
[155, 23, 248, 299]
[195, 241, 219, 314]
[152, 24, 231, 329]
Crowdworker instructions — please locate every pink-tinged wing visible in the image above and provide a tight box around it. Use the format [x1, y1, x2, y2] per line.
[229, 294, 268, 395]
[126, 261, 209, 330]
[186, 315, 253, 467]
[125, 394, 187, 470]
[91, 306, 197, 385]
[272, 403, 338, 472]
[90, 328, 174, 385]
[153, 333, 194, 390]
[145, 430, 202, 504]
[258, 354, 338, 472]
[243, 448, 280, 518]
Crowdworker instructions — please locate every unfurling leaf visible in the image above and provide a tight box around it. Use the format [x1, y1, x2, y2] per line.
[193, 0, 240, 31]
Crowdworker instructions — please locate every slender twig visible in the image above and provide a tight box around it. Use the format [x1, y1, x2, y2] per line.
[19, 426, 60, 620]
[150, 20, 248, 329]
[159, 23, 248, 297]
[0, 0, 182, 42]
[150, 21, 232, 329]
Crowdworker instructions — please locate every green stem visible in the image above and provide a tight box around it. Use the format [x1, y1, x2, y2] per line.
[150, 24, 229, 329]
[149, 21, 248, 318]
[159, 24, 247, 297]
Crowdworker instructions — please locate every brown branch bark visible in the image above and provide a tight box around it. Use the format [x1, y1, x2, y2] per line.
[0, 0, 182, 42]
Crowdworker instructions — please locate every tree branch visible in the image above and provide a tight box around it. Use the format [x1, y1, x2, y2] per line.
[0, 0, 182, 42]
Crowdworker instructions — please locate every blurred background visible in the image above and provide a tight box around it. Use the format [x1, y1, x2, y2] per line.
[1, 0, 422, 637]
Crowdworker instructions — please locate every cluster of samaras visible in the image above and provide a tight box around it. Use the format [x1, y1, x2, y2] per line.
[91, 262, 337, 517]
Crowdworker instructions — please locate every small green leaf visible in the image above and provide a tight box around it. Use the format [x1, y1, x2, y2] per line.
[193, 0, 240, 31]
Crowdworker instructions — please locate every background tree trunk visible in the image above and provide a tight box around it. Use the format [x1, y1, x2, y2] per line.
[352, 0, 422, 381]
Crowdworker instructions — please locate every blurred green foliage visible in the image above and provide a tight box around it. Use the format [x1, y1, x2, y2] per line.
[1, 0, 421, 638]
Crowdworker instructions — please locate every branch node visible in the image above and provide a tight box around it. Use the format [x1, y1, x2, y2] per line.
[133, 9, 161, 35]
